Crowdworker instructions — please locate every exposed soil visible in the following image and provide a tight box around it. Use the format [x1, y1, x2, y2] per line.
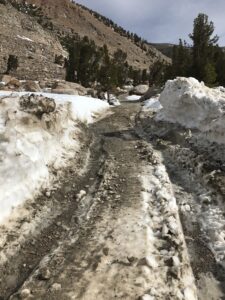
[0, 99, 225, 299]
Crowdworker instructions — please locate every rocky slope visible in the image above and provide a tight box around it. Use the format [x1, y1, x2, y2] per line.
[0, 1, 67, 80]
[0, 0, 170, 81]
[21, 0, 170, 68]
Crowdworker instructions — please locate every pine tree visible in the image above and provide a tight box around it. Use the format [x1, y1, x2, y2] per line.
[112, 49, 128, 86]
[141, 69, 148, 83]
[149, 61, 166, 85]
[214, 46, 225, 86]
[98, 44, 114, 92]
[189, 13, 219, 83]
[203, 63, 217, 85]
[170, 39, 191, 77]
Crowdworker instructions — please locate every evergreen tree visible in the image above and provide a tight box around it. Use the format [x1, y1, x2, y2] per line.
[214, 47, 225, 86]
[189, 13, 219, 83]
[203, 63, 217, 85]
[149, 61, 167, 85]
[141, 69, 148, 83]
[171, 39, 191, 77]
[132, 69, 142, 85]
[112, 49, 128, 86]
[98, 44, 114, 92]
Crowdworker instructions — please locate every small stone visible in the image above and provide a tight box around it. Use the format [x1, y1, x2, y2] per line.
[102, 247, 109, 256]
[134, 277, 146, 287]
[172, 256, 180, 267]
[127, 256, 138, 264]
[162, 224, 169, 236]
[145, 256, 158, 269]
[38, 267, 51, 280]
[185, 204, 191, 211]
[76, 190, 86, 201]
[20, 289, 31, 298]
[50, 283, 62, 292]
[46, 191, 51, 197]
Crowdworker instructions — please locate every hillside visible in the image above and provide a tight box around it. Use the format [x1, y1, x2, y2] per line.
[0, 0, 171, 82]
[0, 1, 67, 80]
[150, 43, 175, 58]
[20, 0, 170, 68]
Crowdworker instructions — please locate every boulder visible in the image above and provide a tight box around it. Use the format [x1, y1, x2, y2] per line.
[19, 94, 56, 118]
[140, 86, 162, 101]
[6, 78, 21, 88]
[51, 81, 87, 96]
[130, 84, 149, 96]
[97, 91, 107, 100]
[0, 75, 16, 85]
[116, 87, 127, 94]
[23, 80, 42, 92]
[122, 85, 134, 92]
[87, 88, 98, 98]
[51, 87, 79, 95]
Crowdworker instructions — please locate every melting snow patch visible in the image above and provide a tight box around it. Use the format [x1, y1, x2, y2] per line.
[126, 95, 141, 101]
[17, 35, 33, 42]
[143, 96, 162, 112]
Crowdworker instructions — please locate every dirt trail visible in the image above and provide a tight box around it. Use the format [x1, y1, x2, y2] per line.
[0, 99, 224, 299]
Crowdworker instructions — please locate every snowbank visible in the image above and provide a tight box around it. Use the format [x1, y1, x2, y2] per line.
[0, 91, 109, 223]
[0, 91, 108, 123]
[157, 77, 225, 144]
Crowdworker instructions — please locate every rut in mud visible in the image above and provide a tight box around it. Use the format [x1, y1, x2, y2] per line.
[0, 99, 225, 299]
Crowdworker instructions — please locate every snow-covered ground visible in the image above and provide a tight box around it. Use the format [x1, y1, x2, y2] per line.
[156, 77, 225, 144]
[0, 91, 109, 223]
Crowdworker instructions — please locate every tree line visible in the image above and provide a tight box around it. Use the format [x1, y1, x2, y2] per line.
[167, 13, 225, 86]
[62, 35, 150, 90]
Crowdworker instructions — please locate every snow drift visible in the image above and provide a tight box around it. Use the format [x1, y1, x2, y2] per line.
[0, 92, 109, 223]
[157, 77, 225, 144]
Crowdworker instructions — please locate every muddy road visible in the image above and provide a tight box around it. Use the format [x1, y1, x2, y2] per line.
[0, 100, 225, 299]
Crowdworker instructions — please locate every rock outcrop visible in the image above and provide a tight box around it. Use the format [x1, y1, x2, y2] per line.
[51, 81, 87, 96]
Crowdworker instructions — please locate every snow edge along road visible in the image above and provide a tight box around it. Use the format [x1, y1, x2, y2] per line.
[140, 146, 197, 300]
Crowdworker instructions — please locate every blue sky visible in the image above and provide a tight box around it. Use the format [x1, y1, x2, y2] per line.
[75, 0, 225, 45]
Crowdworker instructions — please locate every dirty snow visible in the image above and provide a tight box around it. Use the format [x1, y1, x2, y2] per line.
[157, 77, 225, 144]
[0, 91, 109, 223]
[143, 96, 162, 112]
[141, 158, 197, 300]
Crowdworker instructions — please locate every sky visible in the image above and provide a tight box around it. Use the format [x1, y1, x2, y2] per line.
[75, 0, 225, 46]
